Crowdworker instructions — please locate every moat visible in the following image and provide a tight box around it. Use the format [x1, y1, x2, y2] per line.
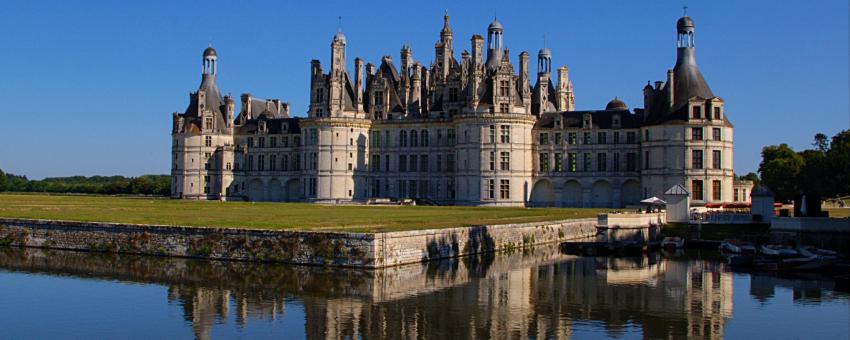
[0, 246, 847, 339]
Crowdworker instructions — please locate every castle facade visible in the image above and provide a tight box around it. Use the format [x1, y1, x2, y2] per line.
[171, 13, 739, 208]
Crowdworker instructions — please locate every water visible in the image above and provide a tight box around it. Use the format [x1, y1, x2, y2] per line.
[0, 246, 847, 339]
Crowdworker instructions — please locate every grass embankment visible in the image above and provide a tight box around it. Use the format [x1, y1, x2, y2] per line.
[661, 223, 771, 241]
[0, 194, 612, 233]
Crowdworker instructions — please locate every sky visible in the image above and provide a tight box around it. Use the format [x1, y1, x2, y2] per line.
[0, 0, 848, 179]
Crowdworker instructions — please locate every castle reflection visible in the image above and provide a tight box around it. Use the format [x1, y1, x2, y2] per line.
[0, 247, 768, 339]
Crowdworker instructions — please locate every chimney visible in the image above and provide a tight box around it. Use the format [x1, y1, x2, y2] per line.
[666, 69, 674, 109]
[354, 57, 364, 110]
[471, 35, 484, 67]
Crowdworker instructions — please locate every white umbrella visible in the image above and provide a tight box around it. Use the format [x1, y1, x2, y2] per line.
[640, 197, 666, 205]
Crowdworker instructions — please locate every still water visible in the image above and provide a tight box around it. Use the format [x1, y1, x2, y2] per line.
[0, 246, 847, 340]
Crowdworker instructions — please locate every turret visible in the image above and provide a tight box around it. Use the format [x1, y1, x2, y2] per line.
[400, 44, 412, 76]
[485, 19, 504, 70]
[329, 31, 347, 115]
[438, 10, 453, 80]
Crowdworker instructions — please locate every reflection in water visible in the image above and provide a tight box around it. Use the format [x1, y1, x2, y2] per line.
[0, 247, 845, 339]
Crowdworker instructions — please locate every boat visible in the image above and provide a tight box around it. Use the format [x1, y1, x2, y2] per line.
[797, 246, 839, 258]
[661, 237, 684, 249]
[719, 240, 756, 254]
[752, 255, 835, 271]
[760, 245, 800, 257]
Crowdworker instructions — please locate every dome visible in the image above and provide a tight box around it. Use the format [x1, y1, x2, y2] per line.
[488, 19, 503, 31]
[333, 31, 346, 43]
[538, 47, 552, 58]
[203, 47, 217, 58]
[677, 16, 695, 30]
[605, 97, 628, 111]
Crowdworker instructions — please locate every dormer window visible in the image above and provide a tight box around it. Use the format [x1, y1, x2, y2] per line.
[612, 115, 621, 128]
[692, 105, 702, 119]
[713, 107, 721, 119]
[374, 91, 384, 106]
[555, 119, 561, 128]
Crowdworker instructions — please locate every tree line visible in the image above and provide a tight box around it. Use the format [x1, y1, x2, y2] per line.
[0, 170, 170, 196]
[758, 130, 850, 202]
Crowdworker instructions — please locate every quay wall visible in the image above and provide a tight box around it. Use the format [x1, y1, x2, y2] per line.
[0, 217, 599, 268]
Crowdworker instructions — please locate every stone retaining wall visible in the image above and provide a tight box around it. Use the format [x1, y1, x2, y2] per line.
[0, 217, 599, 268]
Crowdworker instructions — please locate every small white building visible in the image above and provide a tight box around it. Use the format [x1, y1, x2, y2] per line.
[750, 186, 775, 223]
[664, 184, 691, 223]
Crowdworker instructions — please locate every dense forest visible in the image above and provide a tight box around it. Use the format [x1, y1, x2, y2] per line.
[758, 130, 850, 202]
[0, 170, 169, 196]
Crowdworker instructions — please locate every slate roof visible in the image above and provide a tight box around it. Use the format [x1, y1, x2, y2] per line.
[535, 109, 640, 130]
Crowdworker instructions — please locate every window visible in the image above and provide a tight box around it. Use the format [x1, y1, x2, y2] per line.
[539, 153, 550, 172]
[597, 153, 607, 172]
[385, 131, 391, 147]
[316, 88, 325, 102]
[487, 179, 495, 199]
[421, 130, 429, 147]
[644, 129, 650, 141]
[437, 155, 443, 172]
[692, 150, 703, 169]
[205, 136, 212, 147]
[734, 188, 740, 202]
[248, 155, 254, 171]
[410, 130, 418, 147]
[626, 132, 636, 144]
[226, 162, 232, 170]
[555, 132, 562, 145]
[282, 136, 289, 147]
[500, 152, 510, 171]
[499, 180, 510, 199]
[270, 137, 277, 148]
[488, 125, 496, 143]
[281, 155, 288, 171]
[539, 133, 549, 145]
[447, 154, 455, 171]
[713, 128, 721, 141]
[420, 155, 428, 173]
[448, 129, 456, 145]
[309, 128, 318, 145]
[554, 153, 563, 172]
[692, 105, 702, 119]
[437, 130, 444, 145]
[644, 151, 650, 169]
[294, 136, 301, 146]
[613, 132, 619, 144]
[500, 125, 510, 143]
[258, 155, 265, 171]
[499, 103, 509, 113]
[399, 155, 407, 172]
[568, 132, 577, 145]
[489, 151, 495, 171]
[613, 153, 620, 172]
[568, 153, 577, 172]
[692, 127, 703, 141]
[374, 91, 384, 106]
[400, 130, 408, 147]
[384, 155, 390, 172]
[371, 154, 380, 172]
[259, 137, 265, 148]
[713, 150, 721, 169]
[597, 132, 607, 144]
[310, 152, 317, 170]
[583, 153, 591, 172]
[448, 88, 458, 102]
[270, 155, 277, 171]
[713, 107, 721, 119]
[713, 180, 722, 201]
[692, 180, 704, 200]
[627, 152, 636, 171]
[499, 80, 510, 97]
[583, 132, 592, 144]
[205, 118, 213, 130]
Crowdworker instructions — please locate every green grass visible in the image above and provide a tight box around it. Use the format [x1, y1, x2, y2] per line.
[0, 193, 612, 233]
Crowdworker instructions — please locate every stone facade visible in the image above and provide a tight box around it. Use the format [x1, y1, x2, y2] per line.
[171, 14, 737, 208]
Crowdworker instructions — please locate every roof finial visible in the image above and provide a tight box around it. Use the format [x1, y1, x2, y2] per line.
[543, 34, 547, 48]
[337, 16, 342, 32]
[683, 5, 688, 16]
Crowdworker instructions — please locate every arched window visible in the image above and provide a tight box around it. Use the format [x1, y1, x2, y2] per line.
[410, 130, 418, 147]
[400, 130, 408, 147]
[421, 130, 429, 147]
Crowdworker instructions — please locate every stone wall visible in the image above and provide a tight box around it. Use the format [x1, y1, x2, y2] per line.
[0, 217, 599, 268]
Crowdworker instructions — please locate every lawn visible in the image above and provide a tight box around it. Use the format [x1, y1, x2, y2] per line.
[0, 194, 611, 233]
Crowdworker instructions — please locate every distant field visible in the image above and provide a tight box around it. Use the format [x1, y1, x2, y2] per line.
[0, 194, 611, 233]
[826, 208, 850, 218]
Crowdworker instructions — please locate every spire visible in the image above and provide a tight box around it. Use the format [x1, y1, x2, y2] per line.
[441, 10, 452, 36]
[671, 14, 713, 111]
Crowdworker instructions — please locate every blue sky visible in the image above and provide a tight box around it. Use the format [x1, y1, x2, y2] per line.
[0, 0, 847, 179]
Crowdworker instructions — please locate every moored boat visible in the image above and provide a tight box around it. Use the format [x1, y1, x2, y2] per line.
[760, 245, 799, 258]
[719, 239, 756, 254]
[661, 237, 684, 249]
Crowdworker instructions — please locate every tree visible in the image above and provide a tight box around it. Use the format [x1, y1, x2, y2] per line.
[827, 130, 850, 197]
[758, 144, 804, 202]
[812, 133, 830, 153]
[0, 169, 8, 192]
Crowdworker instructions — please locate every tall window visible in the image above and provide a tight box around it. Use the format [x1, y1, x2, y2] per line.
[692, 150, 703, 169]
[613, 132, 619, 144]
[309, 128, 318, 145]
[409, 155, 418, 172]
[374, 91, 383, 105]
[713, 150, 722, 169]
[499, 80, 510, 97]
[500, 125, 510, 143]
[248, 155, 254, 171]
[316, 88, 325, 102]
[399, 155, 407, 172]
[448, 129, 456, 145]
[712, 180, 722, 201]
[539, 133, 549, 145]
[597, 153, 607, 172]
[692, 105, 702, 119]
[499, 180, 510, 199]
[487, 179, 495, 199]
[644, 151, 650, 169]
[270, 155, 276, 171]
[371, 154, 380, 172]
[281, 155, 288, 170]
[555, 132, 562, 145]
[626, 131, 636, 144]
[437, 155, 443, 172]
[447, 154, 455, 171]
[627, 152, 636, 171]
[448, 88, 458, 102]
[205, 118, 213, 130]
[400, 130, 408, 147]
[613, 152, 620, 172]
[499, 103, 509, 113]
[258, 155, 265, 171]
[410, 130, 418, 147]
[583, 132, 592, 144]
[734, 189, 740, 202]
[713, 128, 721, 141]
[488, 125, 496, 143]
[692, 180, 704, 200]
[500, 152, 510, 171]
[568, 153, 577, 172]
[554, 153, 563, 172]
[597, 132, 607, 144]
[539, 153, 550, 172]
[205, 136, 212, 147]
[384, 155, 390, 172]
[420, 155, 428, 172]
[259, 137, 266, 148]
[713, 107, 721, 119]
[489, 151, 495, 171]
[692, 127, 703, 141]
[421, 130, 429, 147]
[583, 153, 591, 172]
[568, 132, 577, 145]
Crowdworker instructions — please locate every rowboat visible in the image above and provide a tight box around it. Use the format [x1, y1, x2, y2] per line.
[661, 237, 684, 249]
[760, 245, 800, 257]
[719, 240, 756, 254]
